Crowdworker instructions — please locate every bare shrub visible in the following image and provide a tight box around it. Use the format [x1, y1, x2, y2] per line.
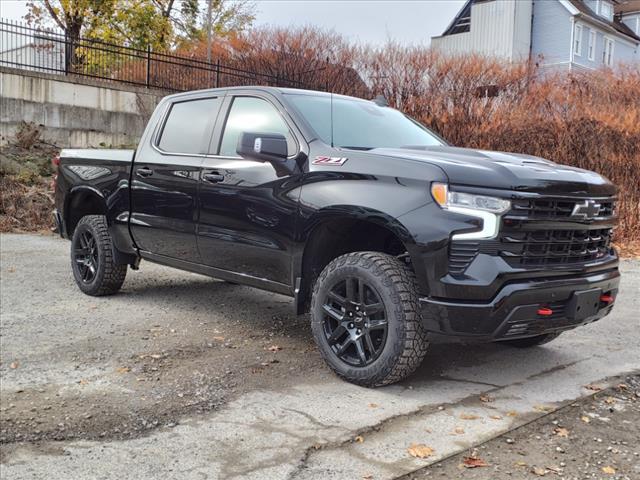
[15, 122, 43, 150]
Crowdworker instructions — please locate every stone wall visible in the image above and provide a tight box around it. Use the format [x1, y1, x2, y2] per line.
[0, 67, 168, 148]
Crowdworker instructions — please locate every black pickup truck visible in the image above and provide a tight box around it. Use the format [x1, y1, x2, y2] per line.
[54, 86, 620, 387]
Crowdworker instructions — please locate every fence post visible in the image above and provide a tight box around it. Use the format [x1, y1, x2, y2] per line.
[215, 59, 220, 88]
[64, 32, 70, 75]
[146, 45, 151, 88]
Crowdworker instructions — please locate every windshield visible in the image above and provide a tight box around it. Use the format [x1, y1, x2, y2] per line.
[285, 93, 444, 150]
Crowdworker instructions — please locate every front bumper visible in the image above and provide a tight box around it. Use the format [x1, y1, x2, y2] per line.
[420, 267, 620, 341]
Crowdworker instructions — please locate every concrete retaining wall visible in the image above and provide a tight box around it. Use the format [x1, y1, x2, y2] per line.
[0, 67, 168, 148]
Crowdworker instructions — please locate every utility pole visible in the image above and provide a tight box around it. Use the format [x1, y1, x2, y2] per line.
[206, 0, 213, 63]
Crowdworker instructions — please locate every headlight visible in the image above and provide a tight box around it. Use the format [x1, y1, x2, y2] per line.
[431, 183, 511, 240]
[431, 183, 511, 214]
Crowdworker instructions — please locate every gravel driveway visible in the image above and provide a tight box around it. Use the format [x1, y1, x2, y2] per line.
[1, 233, 638, 479]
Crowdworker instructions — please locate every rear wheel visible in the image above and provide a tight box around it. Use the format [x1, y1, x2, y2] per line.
[71, 215, 127, 296]
[499, 332, 562, 348]
[311, 252, 429, 387]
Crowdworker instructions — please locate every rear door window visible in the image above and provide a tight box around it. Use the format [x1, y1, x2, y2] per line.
[158, 97, 222, 154]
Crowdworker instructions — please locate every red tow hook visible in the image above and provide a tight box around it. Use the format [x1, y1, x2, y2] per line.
[537, 307, 554, 316]
[600, 294, 614, 305]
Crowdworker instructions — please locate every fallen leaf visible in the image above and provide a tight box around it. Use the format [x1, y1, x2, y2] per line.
[462, 456, 489, 468]
[604, 397, 615, 405]
[534, 404, 554, 412]
[531, 466, 547, 476]
[78, 379, 89, 385]
[546, 465, 563, 474]
[489, 415, 503, 420]
[7, 266, 16, 273]
[9, 361, 19, 369]
[459, 413, 480, 420]
[479, 394, 494, 403]
[515, 461, 528, 467]
[581, 416, 590, 423]
[267, 345, 282, 352]
[507, 410, 518, 417]
[150, 354, 162, 359]
[407, 443, 434, 459]
[367, 403, 378, 408]
[553, 427, 569, 437]
[354, 435, 364, 443]
[452, 426, 465, 435]
[212, 336, 225, 341]
[116, 366, 130, 374]
[583, 384, 602, 391]
[602, 466, 616, 474]
[362, 475, 373, 480]
[616, 383, 628, 390]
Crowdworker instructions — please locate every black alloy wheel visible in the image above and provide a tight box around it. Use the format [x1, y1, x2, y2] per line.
[70, 215, 127, 296]
[310, 251, 429, 387]
[322, 277, 388, 366]
[73, 230, 99, 283]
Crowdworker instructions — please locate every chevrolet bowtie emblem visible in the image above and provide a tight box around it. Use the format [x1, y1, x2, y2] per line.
[571, 200, 601, 220]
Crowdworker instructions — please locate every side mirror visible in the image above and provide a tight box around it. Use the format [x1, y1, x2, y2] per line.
[237, 132, 288, 163]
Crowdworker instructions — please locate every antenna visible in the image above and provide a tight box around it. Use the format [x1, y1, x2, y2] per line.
[330, 92, 334, 148]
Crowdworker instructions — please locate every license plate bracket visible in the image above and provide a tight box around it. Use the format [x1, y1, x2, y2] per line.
[566, 288, 602, 321]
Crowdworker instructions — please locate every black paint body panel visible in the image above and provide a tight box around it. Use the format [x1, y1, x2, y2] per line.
[54, 86, 620, 341]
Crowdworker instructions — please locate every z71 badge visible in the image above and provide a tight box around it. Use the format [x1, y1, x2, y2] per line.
[312, 156, 348, 166]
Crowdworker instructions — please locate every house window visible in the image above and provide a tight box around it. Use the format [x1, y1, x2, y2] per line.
[588, 30, 596, 61]
[574, 24, 583, 56]
[599, 1, 614, 21]
[602, 37, 614, 66]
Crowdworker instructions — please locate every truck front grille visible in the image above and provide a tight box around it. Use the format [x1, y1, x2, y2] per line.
[509, 198, 615, 220]
[448, 196, 617, 276]
[499, 228, 613, 267]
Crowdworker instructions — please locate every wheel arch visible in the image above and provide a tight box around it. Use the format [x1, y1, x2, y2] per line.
[294, 206, 417, 315]
[64, 186, 108, 238]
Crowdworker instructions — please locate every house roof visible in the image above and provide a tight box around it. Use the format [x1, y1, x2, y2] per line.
[615, 0, 640, 14]
[567, 0, 640, 42]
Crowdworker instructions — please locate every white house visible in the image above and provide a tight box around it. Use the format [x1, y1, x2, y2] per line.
[431, 0, 640, 69]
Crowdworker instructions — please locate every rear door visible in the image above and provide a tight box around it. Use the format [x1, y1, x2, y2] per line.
[130, 95, 223, 261]
[196, 93, 303, 286]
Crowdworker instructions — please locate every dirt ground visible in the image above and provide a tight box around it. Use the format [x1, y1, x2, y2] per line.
[406, 375, 640, 480]
[0, 233, 325, 451]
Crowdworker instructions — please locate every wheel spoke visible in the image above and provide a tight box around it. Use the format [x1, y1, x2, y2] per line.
[75, 247, 90, 256]
[322, 304, 344, 322]
[354, 337, 367, 365]
[327, 325, 347, 345]
[363, 331, 376, 354]
[327, 290, 347, 308]
[365, 302, 384, 315]
[336, 338, 352, 356]
[345, 278, 356, 302]
[368, 318, 388, 329]
[358, 279, 365, 304]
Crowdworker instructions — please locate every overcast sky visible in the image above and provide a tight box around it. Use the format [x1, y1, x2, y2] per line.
[0, 0, 464, 46]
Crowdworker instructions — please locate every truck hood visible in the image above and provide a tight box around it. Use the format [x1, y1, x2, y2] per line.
[373, 146, 615, 197]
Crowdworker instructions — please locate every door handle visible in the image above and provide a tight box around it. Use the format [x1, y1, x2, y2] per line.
[136, 167, 153, 177]
[203, 172, 225, 183]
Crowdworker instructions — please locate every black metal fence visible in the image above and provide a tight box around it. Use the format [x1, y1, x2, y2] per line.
[0, 19, 307, 91]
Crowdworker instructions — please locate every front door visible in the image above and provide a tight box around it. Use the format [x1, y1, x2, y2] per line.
[130, 96, 222, 261]
[197, 95, 302, 286]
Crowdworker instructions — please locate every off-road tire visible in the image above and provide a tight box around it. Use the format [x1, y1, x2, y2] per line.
[71, 215, 127, 296]
[311, 252, 429, 387]
[499, 332, 562, 348]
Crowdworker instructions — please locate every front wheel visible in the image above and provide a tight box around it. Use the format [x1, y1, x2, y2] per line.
[71, 215, 127, 296]
[310, 252, 429, 387]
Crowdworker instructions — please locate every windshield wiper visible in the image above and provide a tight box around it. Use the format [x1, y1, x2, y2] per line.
[338, 146, 373, 151]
